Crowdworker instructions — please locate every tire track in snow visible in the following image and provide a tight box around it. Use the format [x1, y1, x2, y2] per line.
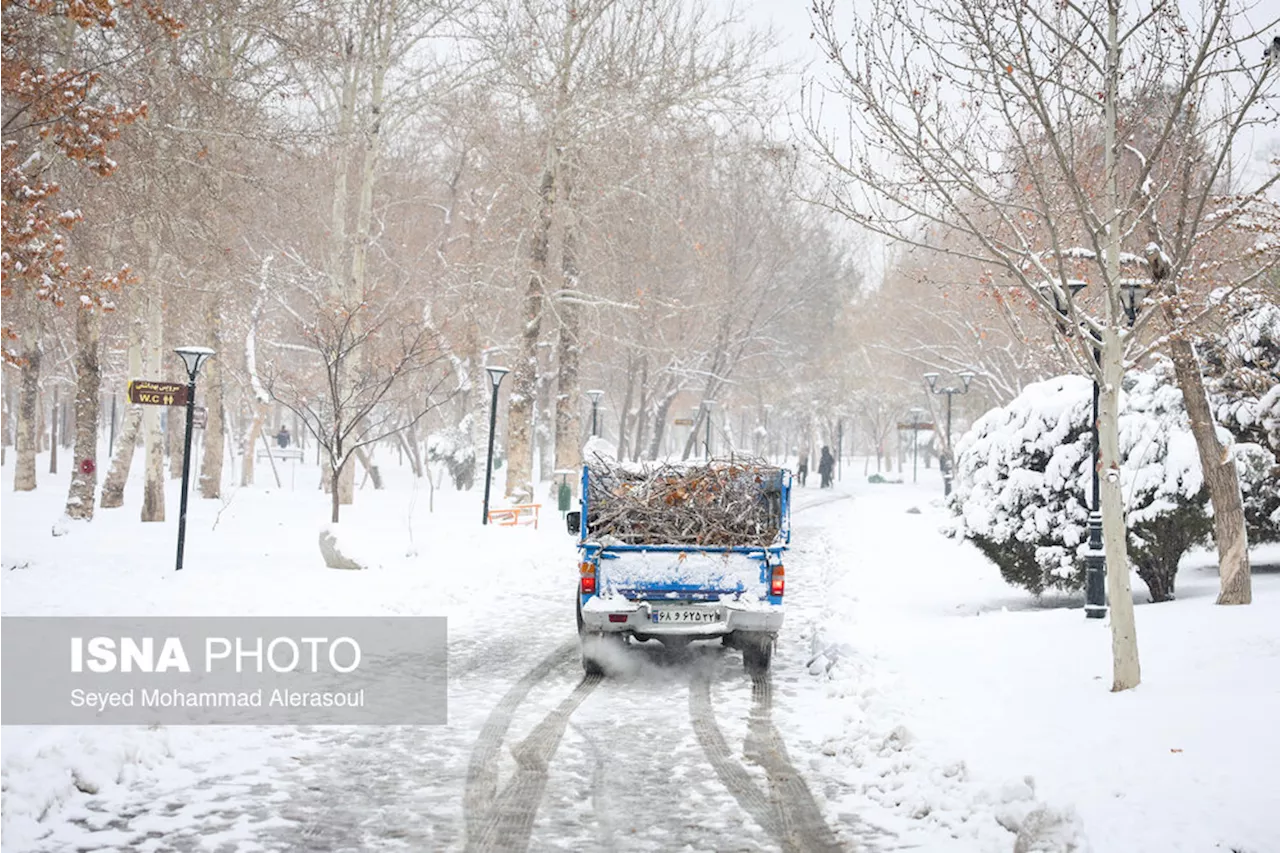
[691, 669, 849, 852]
[745, 675, 847, 852]
[689, 671, 784, 841]
[462, 638, 578, 844]
[569, 720, 621, 853]
[466, 673, 601, 853]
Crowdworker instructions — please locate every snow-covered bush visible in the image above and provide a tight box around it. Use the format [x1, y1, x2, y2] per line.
[427, 416, 477, 491]
[949, 367, 1214, 602]
[1200, 289, 1280, 543]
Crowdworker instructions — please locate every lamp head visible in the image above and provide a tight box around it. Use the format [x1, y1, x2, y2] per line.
[703, 399, 716, 411]
[1119, 280, 1149, 326]
[959, 371, 975, 391]
[923, 372, 940, 392]
[173, 346, 216, 380]
[586, 388, 604, 405]
[1037, 279, 1087, 317]
[485, 366, 510, 389]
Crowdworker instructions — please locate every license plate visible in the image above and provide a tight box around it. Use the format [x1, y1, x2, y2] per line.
[652, 607, 720, 624]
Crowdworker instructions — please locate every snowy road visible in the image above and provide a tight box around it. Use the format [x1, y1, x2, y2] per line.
[9, 490, 869, 852]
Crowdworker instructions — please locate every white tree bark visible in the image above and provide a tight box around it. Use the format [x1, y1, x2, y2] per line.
[140, 265, 165, 523]
[13, 288, 42, 492]
[64, 306, 101, 520]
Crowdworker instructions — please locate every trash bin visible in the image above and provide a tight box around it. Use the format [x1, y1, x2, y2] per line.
[557, 481, 572, 513]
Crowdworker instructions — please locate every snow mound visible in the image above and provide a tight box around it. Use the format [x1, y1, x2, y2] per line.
[1, 728, 176, 848]
[318, 523, 371, 570]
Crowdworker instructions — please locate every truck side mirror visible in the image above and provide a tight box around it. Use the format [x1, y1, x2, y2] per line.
[566, 511, 581, 535]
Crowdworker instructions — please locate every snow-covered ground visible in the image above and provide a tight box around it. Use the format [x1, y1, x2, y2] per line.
[3, 451, 1278, 852]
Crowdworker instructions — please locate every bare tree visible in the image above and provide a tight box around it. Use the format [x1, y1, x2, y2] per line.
[806, 0, 1276, 687]
[265, 299, 456, 523]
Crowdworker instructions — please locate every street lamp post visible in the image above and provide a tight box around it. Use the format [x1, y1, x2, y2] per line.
[482, 366, 509, 525]
[908, 407, 926, 483]
[1037, 279, 1147, 619]
[923, 371, 975, 496]
[586, 389, 604, 438]
[173, 346, 215, 571]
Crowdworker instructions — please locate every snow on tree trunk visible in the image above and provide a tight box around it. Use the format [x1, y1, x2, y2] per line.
[506, 165, 555, 500]
[198, 300, 225, 499]
[1098, 328, 1140, 691]
[101, 317, 145, 508]
[240, 403, 266, 487]
[555, 189, 586, 489]
[14, 293, 41, 492]
[1166, 333, 1252, 605]
[100, 405, 142, 508]
[65, 306, 100, 520]
[140, 270, 165, 522]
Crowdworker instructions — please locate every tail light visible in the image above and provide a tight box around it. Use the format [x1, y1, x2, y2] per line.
[770, 564, 785, 597]
[580, 561, 597, 595]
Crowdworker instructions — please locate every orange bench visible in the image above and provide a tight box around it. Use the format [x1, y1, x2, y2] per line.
[487, 503, 541, 529]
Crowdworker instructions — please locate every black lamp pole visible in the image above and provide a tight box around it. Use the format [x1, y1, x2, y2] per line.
[1085, 342, 1106, 619]
[924, 371, 975, 496]
[1037, 279, 1146, 620]
[586, 389, 604, 438]
[482, 366, 509, 525]
[173, 346, 215, 571]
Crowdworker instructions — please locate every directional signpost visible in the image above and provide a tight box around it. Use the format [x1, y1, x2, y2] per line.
[127, 380, 188, 408]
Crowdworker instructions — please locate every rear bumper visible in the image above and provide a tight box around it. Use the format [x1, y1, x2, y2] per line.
[580, 598, 783, 637]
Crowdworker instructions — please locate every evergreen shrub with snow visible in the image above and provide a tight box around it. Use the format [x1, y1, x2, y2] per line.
[1200, 289, 1280, 543]
[427, 416, 477, 491]
[948, 367, 1216, 602]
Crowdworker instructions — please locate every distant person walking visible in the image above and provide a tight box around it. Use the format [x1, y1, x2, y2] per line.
[796, 451, 809, 487]
[276, 425, 290, 449]
[818, 446, 835, 488]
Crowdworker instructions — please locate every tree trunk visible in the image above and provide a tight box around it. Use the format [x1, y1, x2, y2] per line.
[1, 381, 10, 467]
[1098, 329, 1141, 690]
[168, 407, 184, 479]
[14, 294, 41, 491]
[49, 386, 59, 474]
[355, 446, 383, 489]
[331, 466, 341, 523]
[1165, 334, 1251, 604]
[65, 307, 101, 520]
[647, 390, 677, 459]
[631, 358, 649, 462]
[241, 402, 267, 486]
[399, 423, 424, 478]
[1101, 0, 1138, 691]
[198, 299, 225, 499]
[506, 164, 555, 499]
[140, 273, 165, 522]
[555, 195, 585, 490]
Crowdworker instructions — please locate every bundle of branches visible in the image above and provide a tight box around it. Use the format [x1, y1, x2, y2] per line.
[586, 455, 785, 546]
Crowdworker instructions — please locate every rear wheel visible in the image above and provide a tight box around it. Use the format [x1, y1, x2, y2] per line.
[740, 633, 773, 676]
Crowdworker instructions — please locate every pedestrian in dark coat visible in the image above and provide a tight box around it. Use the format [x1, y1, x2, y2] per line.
[796, 452, 809, 487]
[818, 446, 835, 488]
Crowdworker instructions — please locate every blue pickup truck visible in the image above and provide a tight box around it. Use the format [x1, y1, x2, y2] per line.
[567, 460, 791, 676]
